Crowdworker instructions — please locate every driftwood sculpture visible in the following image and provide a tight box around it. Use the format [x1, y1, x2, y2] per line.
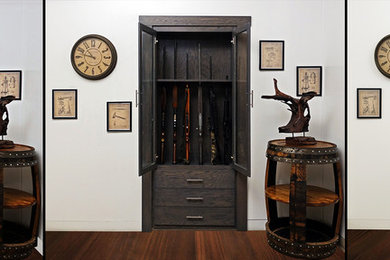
[262, 79, 317, 145]
[0, 95, 15, 148]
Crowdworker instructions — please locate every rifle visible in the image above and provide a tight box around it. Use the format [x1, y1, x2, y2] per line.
[160, 46, 167, 164]
[209, 87, 219, 165]
[223, 88, 231, 164]
[160, 86, 167, 164]
[198, 43, 203, 165]
[184, 53, 190, 164]
[172, 41, 178, 164]
[172, 85, 178, 164]
[184, 85, 190, 164]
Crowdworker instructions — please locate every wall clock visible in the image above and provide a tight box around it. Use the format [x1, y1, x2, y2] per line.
[71, 34, 117, 80]
[374, 34, 390, 78]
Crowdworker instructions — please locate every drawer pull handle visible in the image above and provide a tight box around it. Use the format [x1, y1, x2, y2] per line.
[186, 197, 204, 201]
[186, 178, 203, 183]
[186, 215, 204, 220]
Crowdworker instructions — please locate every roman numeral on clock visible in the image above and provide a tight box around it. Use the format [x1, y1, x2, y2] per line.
[77, 47, 85, 53]
[83, 42, 89, 49]
[381, 46, 388, 52]
[84, 66, 89, 73]
[77, 62, 84, 67]
[381, 61, 388, 66]
[91, 40, 95, 47]
[379, 55, 386, 58]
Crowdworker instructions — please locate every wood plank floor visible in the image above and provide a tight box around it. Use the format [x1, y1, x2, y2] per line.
[348, 230, 390, 260]
[46, 230, 344, 260]
[25, 249, 42, 260]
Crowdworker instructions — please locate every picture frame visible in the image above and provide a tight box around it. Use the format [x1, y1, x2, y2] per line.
[296, 66, 322, 96]
[52, 89, 77, 119]
[0, 70, 22, 100]
[259, 40, 284, 70]
[357, 88, 382, 119]
[107, 101, 132, 132]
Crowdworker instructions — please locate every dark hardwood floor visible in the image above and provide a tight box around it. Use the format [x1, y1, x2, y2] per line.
[46, 230, 344, 260]
[348, 230, 390, 260]
[25, 249, 42, 260]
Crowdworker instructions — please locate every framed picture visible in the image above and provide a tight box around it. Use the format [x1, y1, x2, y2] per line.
[357, 88, 381, 119]
[107, 102, 132, 132]
[52, 89, 77, 119]
[259, 40, 284, 70]
[0, 70, 22, 100]
[297, 66, 322, 96]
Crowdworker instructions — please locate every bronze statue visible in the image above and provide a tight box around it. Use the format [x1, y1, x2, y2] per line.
[262, 79, 317, 145]
[0, 95, 15, 148]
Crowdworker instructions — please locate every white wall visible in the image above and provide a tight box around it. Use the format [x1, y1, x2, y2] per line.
[0, 0, 43, 254]
[348, 0, 390, 229]
[46, 0, 345, 237]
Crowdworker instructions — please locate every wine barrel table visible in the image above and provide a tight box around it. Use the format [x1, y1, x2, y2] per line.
[0, 144, 40, 259]
[264, 139, 342, 259]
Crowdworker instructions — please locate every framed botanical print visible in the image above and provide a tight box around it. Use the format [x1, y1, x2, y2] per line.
[107, 102, 132, 132]
[357, 88, 381, 119]
[52, 89, 77, 119]
[297, 66, 322, 96]
[259, 40, 284, 70]
[0, 70, 22, 100]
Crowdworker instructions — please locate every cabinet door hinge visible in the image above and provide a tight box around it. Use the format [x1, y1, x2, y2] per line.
[231, 38, 235, 45]
[154, 38, 159, 45]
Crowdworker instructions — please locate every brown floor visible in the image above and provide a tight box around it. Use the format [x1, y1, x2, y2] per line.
[348, 230, 390, 260]
[45, 230, 344, 260]
[25, 249, 42, 260]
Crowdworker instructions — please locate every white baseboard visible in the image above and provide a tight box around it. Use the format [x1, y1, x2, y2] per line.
[247, 219, 266, 230]
[46, 220, 142, 231]
[36, 237, 43, 255]
[348, 219, 390, 229]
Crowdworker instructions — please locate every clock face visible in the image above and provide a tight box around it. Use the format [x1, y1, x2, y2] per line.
[375, 35, 390, 78]
[71, 34, 117, 80]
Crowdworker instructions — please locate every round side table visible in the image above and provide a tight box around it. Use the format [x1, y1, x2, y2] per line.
[0, 144, 40, 259]
[264, 139, 342, 259]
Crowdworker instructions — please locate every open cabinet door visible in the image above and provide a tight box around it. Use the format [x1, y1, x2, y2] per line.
[232, 26, 251, 177]
[139, 23, 157, 176]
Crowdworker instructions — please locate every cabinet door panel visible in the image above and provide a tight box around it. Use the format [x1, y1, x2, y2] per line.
[233, 27, 250, 177]
[139, 23, 157, 175]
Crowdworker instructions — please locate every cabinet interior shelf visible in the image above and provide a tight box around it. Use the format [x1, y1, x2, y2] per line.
[4, 187, 36, 209]
[265, 185, 339, 207]
[157, 79, 232, 83]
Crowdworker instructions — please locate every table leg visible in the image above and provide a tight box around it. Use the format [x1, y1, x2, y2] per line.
[265, 159, 278, 225]
[289, 163, 306, 242]
[29, 165, 40, 237]
[0, 168, 3, 245]
[332, 161, 343, 236]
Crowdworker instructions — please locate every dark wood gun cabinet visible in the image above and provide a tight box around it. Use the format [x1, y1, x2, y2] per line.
[139, 16, 251, 231]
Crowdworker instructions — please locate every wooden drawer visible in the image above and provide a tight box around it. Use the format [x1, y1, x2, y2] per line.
[154, 165, 235, 189]
[153, 207, 235, 226]
[154, 188, 235, 207]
